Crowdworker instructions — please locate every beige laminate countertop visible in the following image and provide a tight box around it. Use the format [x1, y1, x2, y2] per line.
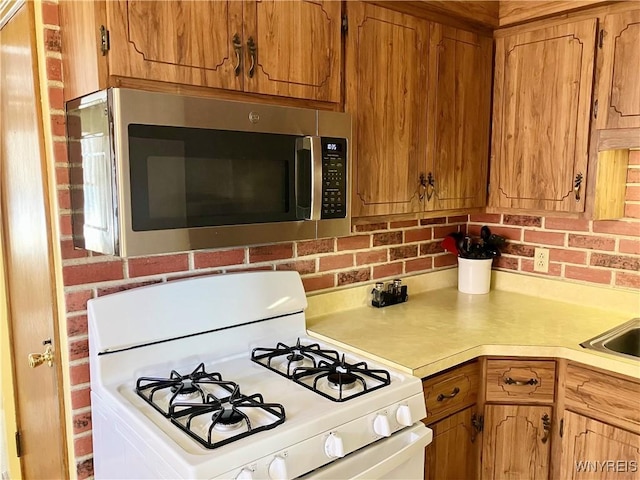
[306, 277, 640, 380]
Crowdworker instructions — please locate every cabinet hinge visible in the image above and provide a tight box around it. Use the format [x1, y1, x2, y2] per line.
[100, 25, 110, 55]
[15, 431, 22, 457]
[341, 15, 348, 33]
[559, 418, 564, 438]
[598, 29, 604, 48]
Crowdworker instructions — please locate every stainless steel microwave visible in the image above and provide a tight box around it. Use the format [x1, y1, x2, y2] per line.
[66, 89, 351, 257]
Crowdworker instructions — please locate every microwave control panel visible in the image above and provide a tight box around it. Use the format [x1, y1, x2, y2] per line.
[321, 138, 347, 219]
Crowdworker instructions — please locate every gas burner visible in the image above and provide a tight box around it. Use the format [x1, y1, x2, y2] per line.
[286, 352, 305, 366]
[212, 408, 247, 432]
[136, 363, 230, 416]
[327, 369, 358, 391]
[292, 355, 391, 402]
[252, 338, 340, 378]
[170, 389, 286, 449]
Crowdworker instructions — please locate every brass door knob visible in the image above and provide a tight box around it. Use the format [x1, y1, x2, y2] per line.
[28, 345, 54, 368]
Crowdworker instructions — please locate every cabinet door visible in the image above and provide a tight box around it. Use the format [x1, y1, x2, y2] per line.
[559, 411, 640, 479]
[426, 25, 492, 211]
[482, 405, 552, 480]
[242, 1, 342, 103]
[425, 407, 480, 480]
[107, 1, 243, 90]
[346, 2, 429, 217]
[596, 10, 640, 129]
[490, 20, 597, 212]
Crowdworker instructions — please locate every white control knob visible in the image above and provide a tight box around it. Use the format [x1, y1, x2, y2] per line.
[396, 404, 413, 426]
[373, 413, 392, 437]
[324, 432, 345, 458]
[268, 455, 288, 480]
[235, 468, 253, 480]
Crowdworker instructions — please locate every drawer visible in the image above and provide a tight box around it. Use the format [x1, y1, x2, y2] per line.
[485, 359, 555, 403]
[422, 361, 479, 424]
[565, 363, 640, 434]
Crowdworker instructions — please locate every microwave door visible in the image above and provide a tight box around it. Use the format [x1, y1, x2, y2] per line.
[295, 136, 322, 221]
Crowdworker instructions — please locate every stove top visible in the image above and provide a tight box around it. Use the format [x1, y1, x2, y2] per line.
[251, 338, 391, 402]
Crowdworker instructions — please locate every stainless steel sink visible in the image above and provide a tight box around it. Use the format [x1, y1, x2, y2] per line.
[581, 318, 640, 361]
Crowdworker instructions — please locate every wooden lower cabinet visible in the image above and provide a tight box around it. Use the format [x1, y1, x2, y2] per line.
[482, 404, 552, 480]
[422, 358, 639, 480]
[558, 411, 640, 479]
[424, 406, 480, 480]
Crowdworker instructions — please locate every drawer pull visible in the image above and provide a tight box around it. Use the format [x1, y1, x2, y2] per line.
[437, 387, 460, 401]
[504, 377, 538, 386]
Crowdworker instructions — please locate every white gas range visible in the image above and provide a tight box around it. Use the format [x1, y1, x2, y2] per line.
[88, 271, 432, 479]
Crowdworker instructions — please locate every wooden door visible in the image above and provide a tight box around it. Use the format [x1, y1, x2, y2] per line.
[243, 0, 342, 103]
[596, 9, 640, 130]
[482, 405, 552, 480]
[346, 2, 429, 217]
[0, 3, 67, 478]
[107, 0, 243, 90]
[425, 406, 479, 480]
[490, 20, 597, 212]
[559, 411, 640, 479]
[426, 25, 492, 211]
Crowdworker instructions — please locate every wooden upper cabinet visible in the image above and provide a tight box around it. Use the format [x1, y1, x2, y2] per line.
[346, 2, 429, 217]
[61, 1, 342, 103]
[426, 25, 492, 211]
[490, 19, 597, 212]
[242, 1, 341, 103]
[596, 9, 640, 130]
[107, 1, 244, 91]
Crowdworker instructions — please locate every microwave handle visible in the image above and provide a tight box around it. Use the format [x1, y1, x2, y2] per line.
[295, 136, 323, 220]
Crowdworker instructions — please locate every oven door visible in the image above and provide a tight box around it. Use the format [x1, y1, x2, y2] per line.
[303, 423, 432, 480]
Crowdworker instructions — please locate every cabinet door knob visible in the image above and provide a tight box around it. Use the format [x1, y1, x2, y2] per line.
[232, 33, 243, 77]
[541, 413, 551, 444]
[426, 172, 435, 201]
[247, 37, 257, 78]
[574, 172, 583, 201]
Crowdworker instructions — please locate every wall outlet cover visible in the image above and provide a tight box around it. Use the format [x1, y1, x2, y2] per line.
[534, 247, 549, 273]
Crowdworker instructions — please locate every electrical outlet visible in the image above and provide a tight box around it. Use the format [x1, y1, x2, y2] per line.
[534, 248, 549, 273]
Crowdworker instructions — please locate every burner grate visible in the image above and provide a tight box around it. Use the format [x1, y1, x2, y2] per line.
[292, 355, 391, 402]
[135, 364, 285, 448]
[169, 387, 286, 449]
[136, 363, 229, 416]
[252, 340, 391, 402]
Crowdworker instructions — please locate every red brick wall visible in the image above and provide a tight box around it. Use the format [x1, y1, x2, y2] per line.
[41, 3, 639, 477]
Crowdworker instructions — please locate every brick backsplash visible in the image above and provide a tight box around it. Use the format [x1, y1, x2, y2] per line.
[39, 2, 640, 477]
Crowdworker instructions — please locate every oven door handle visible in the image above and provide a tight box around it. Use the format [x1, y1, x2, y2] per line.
[295, 136, 322, 221]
